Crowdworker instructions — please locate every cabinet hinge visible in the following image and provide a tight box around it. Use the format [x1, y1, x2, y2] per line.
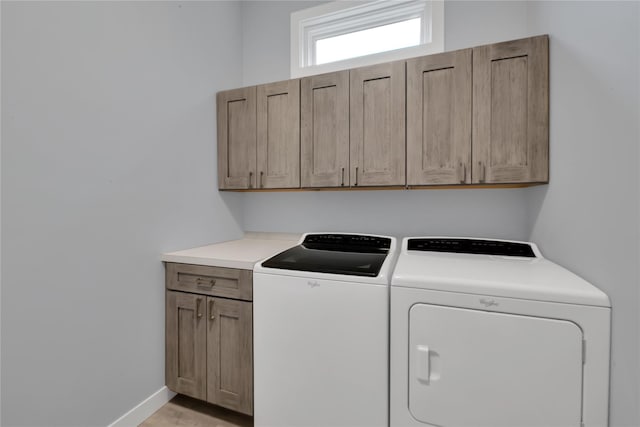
[582, 339, 587, 364]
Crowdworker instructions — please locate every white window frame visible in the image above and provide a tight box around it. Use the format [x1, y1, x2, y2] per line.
[291, 0, 444, 78]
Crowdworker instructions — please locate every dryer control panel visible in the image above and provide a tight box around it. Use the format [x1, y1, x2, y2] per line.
[407, 238, 536, 258]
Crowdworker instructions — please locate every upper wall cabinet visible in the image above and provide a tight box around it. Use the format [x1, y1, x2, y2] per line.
[472, 35, 549, 184]
[301, 71, 349, 188]
[301, 65, 405, 188]
[218, 81, 301, 190]
[217, 35, 549, 191]
[350, 61, 406, 187]
[257, 80, 300, 189]
[217, 87, 257, 190]
[407, 49, 472, 186]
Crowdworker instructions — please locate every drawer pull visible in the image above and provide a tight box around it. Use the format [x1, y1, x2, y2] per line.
[196, 277, 216, 288]
[209, 300, 215, 321]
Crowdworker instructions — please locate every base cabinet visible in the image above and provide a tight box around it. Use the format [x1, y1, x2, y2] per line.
[206, 297, 253, 415]
[165, 291, 207, 400]
[165, 263, 253, 416]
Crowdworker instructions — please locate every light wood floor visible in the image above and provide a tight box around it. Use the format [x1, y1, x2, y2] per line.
[139, 394, 253, 427]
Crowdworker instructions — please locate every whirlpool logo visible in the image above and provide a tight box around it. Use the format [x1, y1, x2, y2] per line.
[307, 281, 320, 288]
[479, 298, 499, 308]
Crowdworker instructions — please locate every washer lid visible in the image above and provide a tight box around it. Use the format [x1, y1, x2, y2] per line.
[261, 241, 389, 277]
[392, 237, 610, 307]
[255, 232, 398, 285]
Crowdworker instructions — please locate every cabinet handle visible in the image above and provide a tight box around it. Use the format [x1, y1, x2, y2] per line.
[460, 163, 467, 184]
[260, 171, 264, 188]
[354, 167, 359, 186]
[196, 277, 216, 289]
[196, 298, 203, 318]
[341, 168, 345, 187]
[249, 171, 253, 188]
[209, 300, 215, 321]
[479, 162, 486, 183]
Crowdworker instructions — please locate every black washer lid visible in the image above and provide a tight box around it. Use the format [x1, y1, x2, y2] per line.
[261, 233, 392, 277]
[407, 238, 536, 258]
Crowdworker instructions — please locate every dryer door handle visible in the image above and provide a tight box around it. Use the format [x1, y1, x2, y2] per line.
[416, 345, 430, 384]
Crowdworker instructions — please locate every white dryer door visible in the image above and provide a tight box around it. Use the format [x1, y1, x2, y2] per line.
[409, 304, 583, 427]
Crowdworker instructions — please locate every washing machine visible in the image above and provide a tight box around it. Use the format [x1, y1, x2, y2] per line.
[390, 237, 610, 427]
[254, 232, 398, 427]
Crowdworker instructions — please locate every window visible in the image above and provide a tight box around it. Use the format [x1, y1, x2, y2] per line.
[291, 0, 444, 78]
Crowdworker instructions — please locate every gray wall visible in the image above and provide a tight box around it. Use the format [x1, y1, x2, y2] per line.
[240, 1, 640, 425]
[1, 2, 244, 425]
[526, 2, 640, 425]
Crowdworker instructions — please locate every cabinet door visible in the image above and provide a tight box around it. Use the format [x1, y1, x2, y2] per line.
[206, 297, 253, 415]
[256, 80, 300, 189]
[350, 61, 405, 186]
[407, 49, 472, 185]
[166, 291, 207, 400]
[301, 71, 350, 188]
[472, 35, 549, 184]
[217, 87, 257, 189]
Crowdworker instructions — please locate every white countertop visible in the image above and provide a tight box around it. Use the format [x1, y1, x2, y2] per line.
[161, 232, 301, 270]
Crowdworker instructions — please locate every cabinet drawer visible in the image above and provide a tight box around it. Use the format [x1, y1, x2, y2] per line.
[166, 263, 252, 301]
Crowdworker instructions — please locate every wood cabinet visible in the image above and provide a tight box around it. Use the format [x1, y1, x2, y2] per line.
[472, 35, 549, 184]
[217, 80, 300, 190]
[301, 64, 405, 188]
[166, 262, 252, 301]
[257, 80, 300, 189]
[206, 297, 252, 415]
[350, 61, 406, 187]
[165, 263, 253, 416]
[217, 87, 257, 190]
[301, 71, 350, 187]
[407, 49, 472, 185]
[166, 291, 207, 400]
[217, 35, 549, 191]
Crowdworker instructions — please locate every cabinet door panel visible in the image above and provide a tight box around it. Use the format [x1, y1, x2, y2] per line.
[407, 49, 471, 185]
[257, 80, 300, 189]
[207, 297, 253, 415]
[473, 35, 548, 183]
[301, 71, 349, 187]
[350, 62, 405, 186]
[166, 291, 206, 400]
[217, 87, 257, 189]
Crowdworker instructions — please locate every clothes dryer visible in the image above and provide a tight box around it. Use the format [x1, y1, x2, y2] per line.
[390, 237, 610, 427]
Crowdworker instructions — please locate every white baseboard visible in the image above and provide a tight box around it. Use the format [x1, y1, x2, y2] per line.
[108, 386, 176, 427]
